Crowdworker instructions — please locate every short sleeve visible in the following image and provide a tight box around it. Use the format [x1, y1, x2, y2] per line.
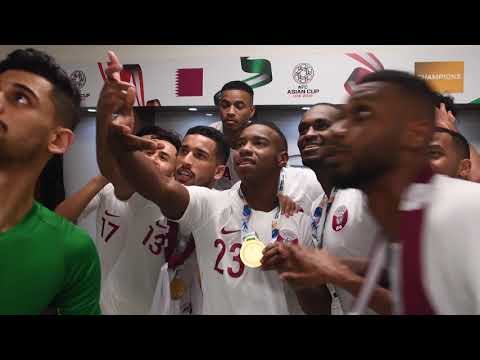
[174, 186, 218, 235]
[56, 227, 102, 315]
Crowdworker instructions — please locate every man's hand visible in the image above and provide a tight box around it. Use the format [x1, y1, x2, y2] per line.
[97, 51, 135, 121]
[277, 193, 301, 217]
[276, 244, 350, 290]
[99, 51, 157, 154]
[261, 243, 289, 272]
[436, 102, 459, 132]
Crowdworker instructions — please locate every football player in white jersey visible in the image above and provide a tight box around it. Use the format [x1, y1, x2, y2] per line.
[56, 124, 181, 314]
[93, 51, 193, 314]
[148, 125, 231, 315]
[261, 103, 392, 315]
[281, 70, 480, 314]
[96, 53, 251, 315]
[106, 76, 328, 314]
[211, 81, 322, 212]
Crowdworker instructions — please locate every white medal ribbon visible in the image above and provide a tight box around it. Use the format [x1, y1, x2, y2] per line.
[349, 238, 387, 315]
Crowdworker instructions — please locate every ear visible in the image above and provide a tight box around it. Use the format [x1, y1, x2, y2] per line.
[457, 158, 471, 180]
[402, 119, 432, 150]
[277, 150, 289, 168]
[249, 105, 256, 120]
[48, 127, 74, 155]
[213, 164, 226, 182]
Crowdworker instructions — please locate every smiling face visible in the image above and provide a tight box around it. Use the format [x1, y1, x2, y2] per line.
[297, 104, 341, 171]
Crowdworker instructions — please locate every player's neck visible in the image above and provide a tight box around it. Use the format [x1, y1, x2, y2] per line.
[314, 168, 333, 197]
[223, 127, 241, 147]
[240, 174, 279, 212]
[363, 155, 429, 241]
[0, 165, 38, 232]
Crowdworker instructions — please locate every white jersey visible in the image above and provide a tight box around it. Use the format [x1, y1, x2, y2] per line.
[102, 193, 181, 314]
[391, 174, 480, 314]
[77, 183, 129, 313]
[175, 185, 314, 315]
[149, 249, 203, 315]
[210, 121, 240, 190]
[210, 121, 323, 212]
[282, 166, 323, 213]
[311, 188, 383, 315]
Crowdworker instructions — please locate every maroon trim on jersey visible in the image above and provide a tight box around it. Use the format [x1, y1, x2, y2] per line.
[163, 220, 179, 261]
[399, 167, 436, 315]
[168, 235, 196, 270]
[415, 166, 435, 184]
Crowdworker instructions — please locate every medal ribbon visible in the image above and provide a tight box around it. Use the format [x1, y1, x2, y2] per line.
[167, 235, 195, 270]
[311, 187, 337, 248]
[238, 170, 285, 243]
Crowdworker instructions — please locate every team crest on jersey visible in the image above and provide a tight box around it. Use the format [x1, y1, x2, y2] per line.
[332, 205, 348, 232]
[277, 229, 299, 245]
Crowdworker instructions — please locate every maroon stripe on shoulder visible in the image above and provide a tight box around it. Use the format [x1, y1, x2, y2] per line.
[415, 167, 435, 184]
[400, 208, 435, 315]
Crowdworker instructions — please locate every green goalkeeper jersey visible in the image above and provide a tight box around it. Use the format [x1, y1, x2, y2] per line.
[0, 201, 101, 315]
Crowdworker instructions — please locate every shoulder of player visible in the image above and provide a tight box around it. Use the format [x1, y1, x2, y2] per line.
[36, 203, 97, 257]
[430, 175, 480, 224]
[187, 184, 230, 201]
[283, 166, 318, 185]
[310, 188, 366, 213]
[290, 210, 312, 227]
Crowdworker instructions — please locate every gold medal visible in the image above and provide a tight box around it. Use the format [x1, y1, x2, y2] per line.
[240, 238, 266, 268]
[170, 277, 186, 300]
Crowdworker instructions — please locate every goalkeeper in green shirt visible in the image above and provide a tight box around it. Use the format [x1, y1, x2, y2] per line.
[0, 48, 101, 315]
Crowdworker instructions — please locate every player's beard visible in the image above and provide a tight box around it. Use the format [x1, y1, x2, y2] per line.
[330, 154, 396, 191]
[0, 139, 44, 168]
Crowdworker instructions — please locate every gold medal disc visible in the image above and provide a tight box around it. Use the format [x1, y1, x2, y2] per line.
[170, 277, 186, 300]
[240, 239, 266, 268]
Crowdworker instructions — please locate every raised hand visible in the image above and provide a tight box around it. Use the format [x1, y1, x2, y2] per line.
[99, 51, 157, 154]
[436, 102, 459, 132]
[107, 85, 158, 153]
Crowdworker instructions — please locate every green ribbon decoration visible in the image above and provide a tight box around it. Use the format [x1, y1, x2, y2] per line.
[240, 57, 273, 88]
[470, 98, 480, 104]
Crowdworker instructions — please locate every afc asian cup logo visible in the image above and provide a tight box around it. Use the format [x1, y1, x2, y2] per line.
[69, 70, 86, 90]
[292, 63, 315, 85]
[332, 205, 349, 232]
[277, 229, 299, 245]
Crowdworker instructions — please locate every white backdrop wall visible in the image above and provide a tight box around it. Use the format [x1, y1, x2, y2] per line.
[2, 45, 480, 106]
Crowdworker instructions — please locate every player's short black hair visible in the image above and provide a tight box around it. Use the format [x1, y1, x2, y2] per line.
[359, 70, 437, 124]
[0, 48, 81, 130]
[433, 93, 457, 116]
[185, 125, 230, 165]
[434, 127, 470, 160]
[245, 120, 288, 152]
[215, 80, 254, 106]
[136, 125, 181, 151]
